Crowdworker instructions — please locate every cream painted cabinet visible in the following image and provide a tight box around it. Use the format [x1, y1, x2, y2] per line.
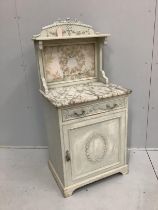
[33, 19, 131, 197]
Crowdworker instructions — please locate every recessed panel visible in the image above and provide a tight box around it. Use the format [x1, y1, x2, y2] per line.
[43, 43, 95, 82]
[68, 117, 121, 181]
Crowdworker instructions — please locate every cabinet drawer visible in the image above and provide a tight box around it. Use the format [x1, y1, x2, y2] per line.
[62, 97, 126, 121]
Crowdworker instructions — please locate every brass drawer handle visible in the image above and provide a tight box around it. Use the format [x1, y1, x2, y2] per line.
[106, 103, 118, 109]
[74, 110, 85, 117]
[65, 150, 71, 161]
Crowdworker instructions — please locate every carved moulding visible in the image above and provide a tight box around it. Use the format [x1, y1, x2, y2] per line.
[33, 18, 94, 39]
[62, 98, 126, 121]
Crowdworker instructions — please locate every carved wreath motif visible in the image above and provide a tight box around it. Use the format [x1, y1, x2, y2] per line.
[85, 133, 106, 162]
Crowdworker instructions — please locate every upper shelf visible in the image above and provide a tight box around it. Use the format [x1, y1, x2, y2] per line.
[32, 18, 110, 40]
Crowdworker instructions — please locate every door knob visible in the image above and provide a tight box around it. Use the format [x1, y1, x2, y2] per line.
[65, 150, 71, 161]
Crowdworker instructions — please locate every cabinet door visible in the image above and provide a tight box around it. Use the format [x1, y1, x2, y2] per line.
[63, 110, 127, 185]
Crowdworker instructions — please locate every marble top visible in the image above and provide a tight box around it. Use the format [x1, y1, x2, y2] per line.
[41, 82, 131, 107]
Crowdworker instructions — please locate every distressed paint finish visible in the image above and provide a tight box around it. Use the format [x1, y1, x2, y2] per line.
[33, 19, 131, 197]
[33, 19, 95, 38]
[63, 111, 125, 182]
[33, 19, 109, 40]
[62, 97, 126, 121]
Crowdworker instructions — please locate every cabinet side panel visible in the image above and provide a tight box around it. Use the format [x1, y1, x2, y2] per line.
[43, 99, 64, 184]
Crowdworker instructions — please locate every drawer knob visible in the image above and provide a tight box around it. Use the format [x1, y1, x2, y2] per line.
[74, 110, 85, 117]
[65, 150, 71, 161]
[106, 103, 118, 109]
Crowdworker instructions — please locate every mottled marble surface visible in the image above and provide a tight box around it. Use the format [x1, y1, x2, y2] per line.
[42, 82, 131, 107]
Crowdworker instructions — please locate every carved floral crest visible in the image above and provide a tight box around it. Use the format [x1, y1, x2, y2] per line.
[33, 18, 109, 40]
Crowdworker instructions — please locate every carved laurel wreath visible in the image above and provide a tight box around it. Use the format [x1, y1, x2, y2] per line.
[85, 133, 107, 162]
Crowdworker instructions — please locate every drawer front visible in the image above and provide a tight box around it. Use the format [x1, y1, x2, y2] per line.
[62, 97, 126, 121]
[63, 110, 126, 184]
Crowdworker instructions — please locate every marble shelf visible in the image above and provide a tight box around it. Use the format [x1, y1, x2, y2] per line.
[41, 82, 131, 107]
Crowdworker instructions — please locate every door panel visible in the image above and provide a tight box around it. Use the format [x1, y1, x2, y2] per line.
[63, 111, 126, 184]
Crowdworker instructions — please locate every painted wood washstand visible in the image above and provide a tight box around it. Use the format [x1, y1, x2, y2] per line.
[33, 18, 132, 197]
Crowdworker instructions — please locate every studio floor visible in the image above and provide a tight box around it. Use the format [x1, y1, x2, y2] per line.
[0, 148, 158, 210]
